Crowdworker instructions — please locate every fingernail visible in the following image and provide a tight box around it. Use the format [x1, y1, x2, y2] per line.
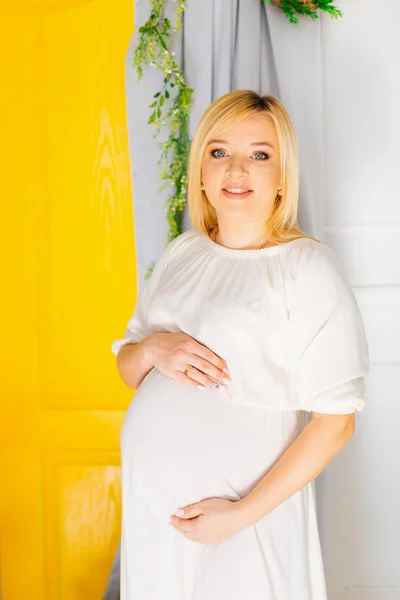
[222, 377, 230, 385]
[223, 367, 230, 376]
[175, 508, 184, 516]
[196, 384, 205, 390]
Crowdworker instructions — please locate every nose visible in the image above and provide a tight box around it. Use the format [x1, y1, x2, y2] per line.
[226, 156, 248, 179]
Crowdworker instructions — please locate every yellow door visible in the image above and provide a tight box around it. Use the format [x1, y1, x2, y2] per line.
[0, 1, 136, 597]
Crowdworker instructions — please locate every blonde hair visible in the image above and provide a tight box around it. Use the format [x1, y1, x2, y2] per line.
[187, 90, 319, 245]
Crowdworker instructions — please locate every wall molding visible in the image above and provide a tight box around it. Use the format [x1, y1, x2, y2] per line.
[324, 223, 400, 233]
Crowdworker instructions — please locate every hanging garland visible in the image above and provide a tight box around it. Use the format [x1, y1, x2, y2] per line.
[266, 0, 342, 25]
[132, 0, 342, 277]
[133, 0, 192, 280]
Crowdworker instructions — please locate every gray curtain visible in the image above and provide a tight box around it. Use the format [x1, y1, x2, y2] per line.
[104, 1, 324, 597]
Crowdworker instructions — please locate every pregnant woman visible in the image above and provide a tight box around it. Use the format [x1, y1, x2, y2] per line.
[111, 90, 370, 600]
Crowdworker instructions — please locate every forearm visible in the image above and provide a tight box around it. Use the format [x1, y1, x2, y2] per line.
[116, 335, 156, 389]
[237, 412, 354, 527]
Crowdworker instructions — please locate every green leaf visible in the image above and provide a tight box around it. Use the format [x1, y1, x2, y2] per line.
[154, 92, 161, 98]
[165, 89, 170, 99]
[148, 112, 156, 124]
[157, 107, 162, 118]
[159, 95, 165, 106]
[149, 101, 157, 108]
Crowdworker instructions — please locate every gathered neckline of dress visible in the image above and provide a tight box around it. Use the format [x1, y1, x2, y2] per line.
[193, 227, 316, 258]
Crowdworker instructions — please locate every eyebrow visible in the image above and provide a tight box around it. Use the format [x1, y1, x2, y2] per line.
[206, 138, 274, 149]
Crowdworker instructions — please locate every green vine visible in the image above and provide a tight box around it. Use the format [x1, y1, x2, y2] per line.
[132, 0, 342, 278]
[132, 0, 193, 278]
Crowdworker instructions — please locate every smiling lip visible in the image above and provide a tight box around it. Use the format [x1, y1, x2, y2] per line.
[222, 186, 252, 192]
[222, 187, 253, 199]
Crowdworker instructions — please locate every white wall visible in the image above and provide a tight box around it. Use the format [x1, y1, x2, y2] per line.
[317, 1, 400, 598]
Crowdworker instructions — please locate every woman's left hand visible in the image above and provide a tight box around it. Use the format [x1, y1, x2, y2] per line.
[169, 497, 248, 545]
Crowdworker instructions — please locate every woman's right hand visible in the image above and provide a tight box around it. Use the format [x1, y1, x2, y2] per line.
[142, 332, 231, 391]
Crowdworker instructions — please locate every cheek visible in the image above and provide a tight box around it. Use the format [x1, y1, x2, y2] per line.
[201, 160, 223, 184]
[253, 162, 280, 185]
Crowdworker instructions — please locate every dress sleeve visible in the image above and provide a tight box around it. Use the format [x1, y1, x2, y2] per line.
[111, 238, 177, 356]
[285, 243, 370, 414]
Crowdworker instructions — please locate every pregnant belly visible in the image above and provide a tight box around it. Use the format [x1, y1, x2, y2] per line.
[121, 368, 305, 517]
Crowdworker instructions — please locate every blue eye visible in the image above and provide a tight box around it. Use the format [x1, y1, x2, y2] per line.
[211, 149, 269, 160]
[211, 149, 227, 158]
[252, 152, 269, 160]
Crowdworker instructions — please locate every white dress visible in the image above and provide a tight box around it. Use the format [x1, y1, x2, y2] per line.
[111, 227, 370, 600]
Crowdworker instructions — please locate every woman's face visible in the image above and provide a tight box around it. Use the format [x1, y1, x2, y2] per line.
[201, 113, 281, 223]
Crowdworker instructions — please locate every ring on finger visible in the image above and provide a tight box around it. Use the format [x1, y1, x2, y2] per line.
[184, 364, 193, 376]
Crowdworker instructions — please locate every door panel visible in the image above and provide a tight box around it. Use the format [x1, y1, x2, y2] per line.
[0, 1, 135, 597]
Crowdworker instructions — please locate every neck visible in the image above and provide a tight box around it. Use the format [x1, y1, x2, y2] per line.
[212, 223, 271, 250]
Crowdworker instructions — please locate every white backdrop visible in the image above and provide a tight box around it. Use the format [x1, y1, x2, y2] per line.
[104, 1, 400, 598]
